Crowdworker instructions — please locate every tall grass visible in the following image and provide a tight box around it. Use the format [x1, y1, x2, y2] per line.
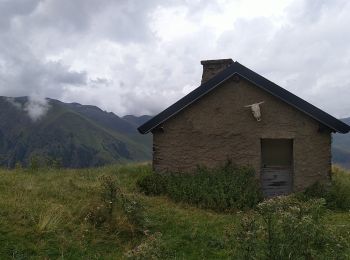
[37, 205, 66, 232]
[0, 163, 349, 259]
[302, 166, 350, 210]
[138, 162, 263, 211]
[0, 164, 151, 259]
[328, 167, 350, 210]
[231, 196, 349, 259]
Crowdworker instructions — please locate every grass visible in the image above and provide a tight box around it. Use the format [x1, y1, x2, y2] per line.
[0, 164, 349, 259]
[137, 163, 262, 211]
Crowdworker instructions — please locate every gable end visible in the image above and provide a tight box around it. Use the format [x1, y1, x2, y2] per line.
[138, 61, 350, 134]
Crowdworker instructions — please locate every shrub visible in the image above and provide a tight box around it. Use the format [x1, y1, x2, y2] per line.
[83, 201, 109, 228]
[100, 175, 122, 216]
[300, 167, 350, 210]
[83, 175, 147, 235]
[303, 181, 328, 199]
[46, 158, 62, 169]
[138, 161, 263, 211]
[231, 212, 265, 259]
[231, 196, 349, 259]
[136, 173, 167, 196]
[29, 156, 40, 172]
[14, 162, 22, 170]
[122, 195, 147, 233]
[327, 167, 350, 210]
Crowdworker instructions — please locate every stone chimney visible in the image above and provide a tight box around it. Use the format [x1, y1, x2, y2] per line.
[200, 58, 233, 84]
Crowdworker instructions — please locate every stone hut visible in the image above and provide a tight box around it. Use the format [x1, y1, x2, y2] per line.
[138, 59, 350, 197]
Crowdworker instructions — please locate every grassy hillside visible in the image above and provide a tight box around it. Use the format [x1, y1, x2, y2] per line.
[0, 164, 349, 259]
[333, 117, 350, 168]
[0, 97, 152, 168]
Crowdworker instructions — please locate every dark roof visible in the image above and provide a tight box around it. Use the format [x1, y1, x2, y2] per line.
[138, 61, 350, 134]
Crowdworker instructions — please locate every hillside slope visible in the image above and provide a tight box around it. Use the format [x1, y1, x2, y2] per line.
[0, 96, 152, 168]
[333, 117, 350, 168]
[0, 95, 348, 169]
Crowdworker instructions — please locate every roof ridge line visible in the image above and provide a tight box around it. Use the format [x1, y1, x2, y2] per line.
[138, 62, 350, 134]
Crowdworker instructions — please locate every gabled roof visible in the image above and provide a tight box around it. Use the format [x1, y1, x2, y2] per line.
[138, 61, 350, 134]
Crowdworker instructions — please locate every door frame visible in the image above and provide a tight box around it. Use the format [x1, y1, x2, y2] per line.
[260, 138, 294, 197]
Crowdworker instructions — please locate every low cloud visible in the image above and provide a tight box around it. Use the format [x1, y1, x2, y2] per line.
[6, 95, 51, 121]
[23, 95, 51, 121]
[6, 97, 22, 110]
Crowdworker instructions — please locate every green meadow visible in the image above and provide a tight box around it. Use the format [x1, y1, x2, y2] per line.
[0, 164, 349, 259]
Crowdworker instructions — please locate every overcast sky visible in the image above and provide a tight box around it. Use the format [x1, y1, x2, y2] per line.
[1, 0, 350, 118]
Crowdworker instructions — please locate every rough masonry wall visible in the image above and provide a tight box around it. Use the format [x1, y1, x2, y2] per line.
[153, 78, 331, 191]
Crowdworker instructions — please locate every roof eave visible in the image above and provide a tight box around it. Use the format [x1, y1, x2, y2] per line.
[138, 70, 237, 134]
[236, 74, 347, 134]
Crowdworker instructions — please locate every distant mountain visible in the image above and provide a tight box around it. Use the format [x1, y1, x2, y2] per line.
[332, 117, 350, 169]
[0, 96, 152, 168]
[1, 95, 348, 169]
[123, 115, 152, 127]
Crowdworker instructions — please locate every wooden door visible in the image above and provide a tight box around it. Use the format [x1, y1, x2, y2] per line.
[261, 139, 293, 197]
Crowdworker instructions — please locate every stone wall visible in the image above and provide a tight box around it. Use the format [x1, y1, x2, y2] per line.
[152, 77, 332, 192]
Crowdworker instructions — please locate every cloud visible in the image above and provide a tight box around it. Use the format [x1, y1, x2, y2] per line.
[6, 95, 51, 121]
[0, 0, 41, 30]
[23, 95, 51, 121]
[0, 0, 349, 118]
[5, 97, 22, 110]
[0, 37, 87, 99]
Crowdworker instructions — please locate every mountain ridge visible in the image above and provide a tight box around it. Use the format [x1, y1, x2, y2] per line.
[332, 117, 350, 168]
[0, 95, 349, 169]
[0, 96, 152, 168]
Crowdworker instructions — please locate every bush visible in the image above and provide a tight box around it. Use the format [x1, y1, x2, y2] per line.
[137, 173, 167, 196]
[303, 181, 328, 199]
[138, 161, 263, 211]
[327, 167, 350, 210]
[231, 196, 349, 259]
[231, 212, 265, 259]
[29, 156, 40, 172]
[83, 175, 147, 235]
[300, 167, 350, 210]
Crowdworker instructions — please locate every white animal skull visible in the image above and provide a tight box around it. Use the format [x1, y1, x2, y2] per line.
[244, 101, 264, 121]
